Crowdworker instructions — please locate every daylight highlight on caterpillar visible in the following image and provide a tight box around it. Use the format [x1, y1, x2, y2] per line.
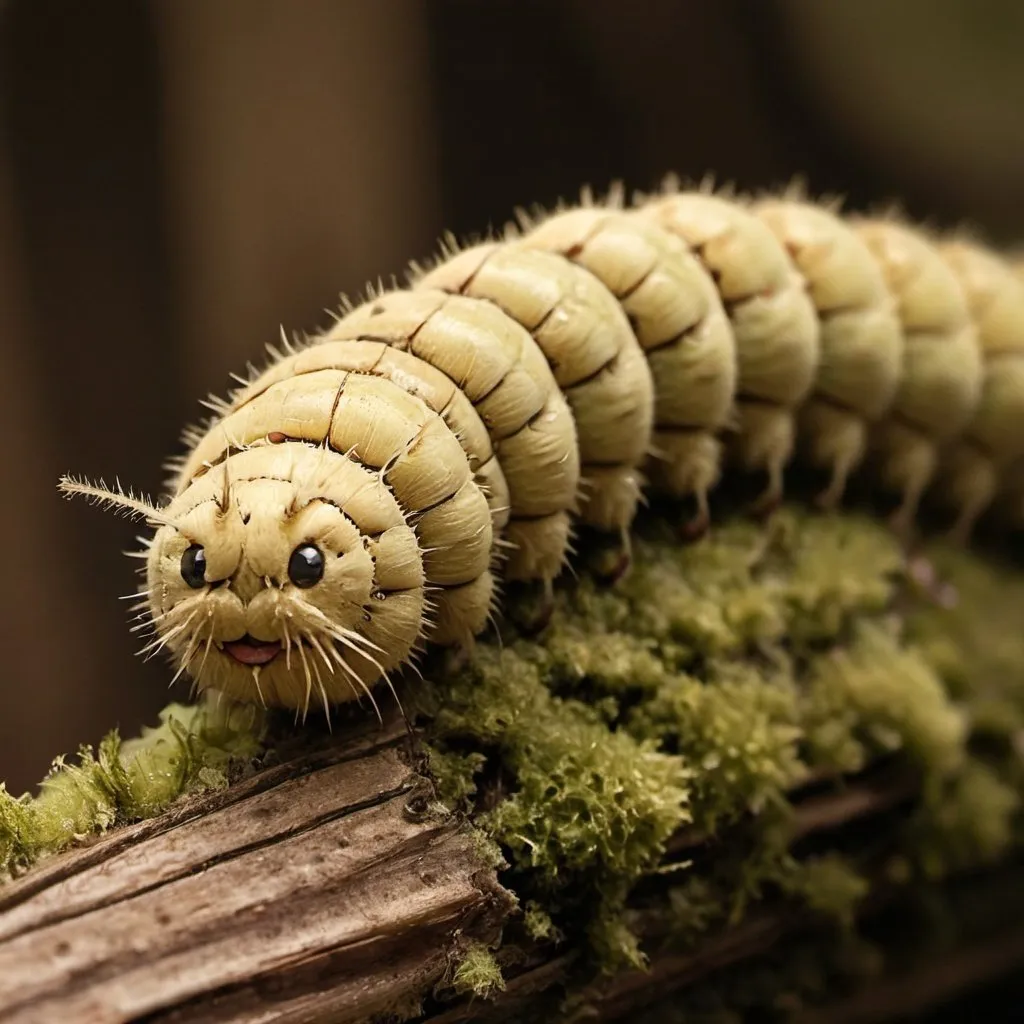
[58, 177, 1024, 717]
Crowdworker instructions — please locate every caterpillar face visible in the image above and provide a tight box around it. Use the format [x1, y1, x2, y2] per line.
[144, 443, 426, 712]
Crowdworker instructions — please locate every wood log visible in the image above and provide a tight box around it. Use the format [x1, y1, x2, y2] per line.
[0, 719, 514, 1024]
[3, 718, 1018, 1024]
[3, 512, 1021, 1022]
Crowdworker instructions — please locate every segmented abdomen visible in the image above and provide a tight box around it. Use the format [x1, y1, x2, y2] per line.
[172, 182, 1024, 703]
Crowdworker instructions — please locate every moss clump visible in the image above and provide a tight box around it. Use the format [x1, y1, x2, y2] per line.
[522, 900, 562, 944]
[629, 665, 805, 832]
[801, 622, 967, 777]
[416, 506, 1024, 971]
[449, 941, 505, 999]
[423, 745, 487, 807]
[905, 761, 1020, 880]
[788, 855, 870, 930]
[419, 644, 690, 970]
[0, 700, 265, 878]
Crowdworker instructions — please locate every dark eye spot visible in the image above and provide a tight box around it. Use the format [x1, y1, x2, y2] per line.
[180, 544, 207, 589]
[288, 543, 325, 588]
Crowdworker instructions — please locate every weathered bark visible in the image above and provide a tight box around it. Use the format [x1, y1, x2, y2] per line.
[0, 719, 514, 1024]
[5, 726, 1019, 1024]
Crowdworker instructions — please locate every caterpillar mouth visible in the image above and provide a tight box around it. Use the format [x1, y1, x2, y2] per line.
[221, 634, 282, 666]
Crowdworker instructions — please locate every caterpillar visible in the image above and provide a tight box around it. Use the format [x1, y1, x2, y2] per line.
[58, 179, 1024, 716]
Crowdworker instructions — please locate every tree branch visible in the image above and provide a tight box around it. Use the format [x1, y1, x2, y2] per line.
[0, 719, 514, 1024]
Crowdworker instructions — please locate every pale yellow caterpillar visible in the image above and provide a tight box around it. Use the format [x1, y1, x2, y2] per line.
[412, 237, 657, 548]
[57, 177, 1024, 717]
[323, 289, 580, 589]
[931, 240, 1024, 540]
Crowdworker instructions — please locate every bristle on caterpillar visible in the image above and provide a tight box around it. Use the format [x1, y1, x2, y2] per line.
[59, 175, 1024, 716]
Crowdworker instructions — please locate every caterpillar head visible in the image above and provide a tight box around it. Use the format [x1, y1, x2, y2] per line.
[59, 442, 426, 717]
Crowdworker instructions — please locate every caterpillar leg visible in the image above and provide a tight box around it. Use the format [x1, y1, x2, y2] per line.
[577, 465, 645, 536]
[646, 429, 721, 540]
[428, 573, 496, 647]
[940, 445, 999, 546]
[871, 421, 938, 541]
[593, 526, 633, 584]
[730, 400, 795, 518]
[502, 514, 570, 634]
[576, 465, 641, 583]
[799, 399, 868, 510]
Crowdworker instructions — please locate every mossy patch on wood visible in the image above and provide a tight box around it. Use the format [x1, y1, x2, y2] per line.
[2, 506, 1022, 998]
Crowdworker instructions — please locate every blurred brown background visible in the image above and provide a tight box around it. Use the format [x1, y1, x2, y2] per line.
[1, 0, 1022, 794]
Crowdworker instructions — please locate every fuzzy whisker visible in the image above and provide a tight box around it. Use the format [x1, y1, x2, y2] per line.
[138, 608, 199, 661]
[250, 666, 267, 709]
[321, 640, 382, 724]
[296, 641, 314, 724]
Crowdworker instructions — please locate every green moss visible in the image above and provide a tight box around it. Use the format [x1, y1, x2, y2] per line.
[423, 745, 487, 808]
[630, 664, 805, 832]
[0, 699, 265, 878]
[906, 761, 1020, 880]
[422, 645, 690, 966]
[789, 855, 870, 929]
[522, 900, 562, 944]
[420, 507, 1023, 971]
[907, 544, 1024, 780]
[587, 906, 648, 973]
[801, 622, 967, 777]
[449, 941, 505, 999]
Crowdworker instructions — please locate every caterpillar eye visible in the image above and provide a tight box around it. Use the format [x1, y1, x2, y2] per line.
[288, 543, 325, 588]
[180, 544, 207, 589]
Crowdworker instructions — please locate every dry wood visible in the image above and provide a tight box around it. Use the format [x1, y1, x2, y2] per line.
[0, 724, 937, 1024]
[0, 720, 514, 1024]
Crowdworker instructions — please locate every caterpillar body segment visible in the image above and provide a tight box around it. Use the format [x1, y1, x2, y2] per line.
[852, 219, 984, 533]
[512, 202, 737, 536]
[936, 241, 1024, 539]
[413, 242, 656, 540]
[753, 199, 904, 509]
[638, 189, 820, 513]
[320, 289, 580, 584]
[220, 335, 511, 529]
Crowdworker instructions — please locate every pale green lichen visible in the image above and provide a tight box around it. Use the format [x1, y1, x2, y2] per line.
[449, 941, 506, 999]
[788, 855, 870, 930]
[0, 700, 265, 878]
